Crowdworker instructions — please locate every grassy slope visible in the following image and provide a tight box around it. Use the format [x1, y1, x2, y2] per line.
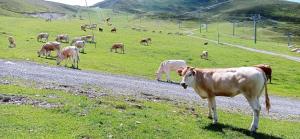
[0, 0, 77, 16]
[0, 10, 299, 98]
[1, 84, 300, 138]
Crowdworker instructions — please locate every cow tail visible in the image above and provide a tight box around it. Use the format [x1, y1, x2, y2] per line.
[264, 76, 271, 114]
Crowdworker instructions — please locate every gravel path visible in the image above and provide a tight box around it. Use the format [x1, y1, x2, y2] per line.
[0, 59, 299, 121]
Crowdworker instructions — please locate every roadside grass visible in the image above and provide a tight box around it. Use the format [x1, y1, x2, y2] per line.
[1, 84, 300, 138]
[0, 10, 300, 98]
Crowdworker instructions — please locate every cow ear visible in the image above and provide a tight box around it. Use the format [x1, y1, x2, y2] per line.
[177, 69, 183, 76]
[190, 68, 196, 75]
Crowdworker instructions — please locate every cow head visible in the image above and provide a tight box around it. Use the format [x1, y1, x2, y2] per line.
[178, 67, 196, 89]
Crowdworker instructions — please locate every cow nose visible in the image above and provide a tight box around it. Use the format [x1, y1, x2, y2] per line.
[180, 83, 187, 89]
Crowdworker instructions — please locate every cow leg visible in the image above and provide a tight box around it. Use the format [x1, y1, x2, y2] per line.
[166, 70, 171, 82]
[247, 97, 261, 132]
[208, 97, 218, 124]
[207, 99, 213, 119]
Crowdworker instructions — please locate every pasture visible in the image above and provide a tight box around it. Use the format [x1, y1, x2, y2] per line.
[1, 84, 300, 138]
[1, 8, 300, 138]
[0, 9, 299, 97]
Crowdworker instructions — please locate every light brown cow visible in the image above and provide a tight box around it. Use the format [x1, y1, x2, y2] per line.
[178, 67, 270, 132]
[254, 64, 272, 83]
[8, 36, 16, 48]
[55, 34, 69, 43]
[111, 43, 125, 54]
[37, 42, 61, 57]
[57, 46, 80, 69]
[37, 33, 49, 42]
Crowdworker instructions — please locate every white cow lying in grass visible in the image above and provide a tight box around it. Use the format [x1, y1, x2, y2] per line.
[156, 60, 187, 82]
[56, 46, 80, 69]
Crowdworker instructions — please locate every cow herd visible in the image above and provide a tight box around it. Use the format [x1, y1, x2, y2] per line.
[5, 17, 276, 132]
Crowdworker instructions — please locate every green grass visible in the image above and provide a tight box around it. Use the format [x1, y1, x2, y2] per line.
[1, 84, 300, 138]
[0, 10, 300, 98]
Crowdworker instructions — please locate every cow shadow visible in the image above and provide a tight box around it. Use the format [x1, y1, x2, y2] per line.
[157, 80, 180, 85]
[44, 56, 56, 61]
[204, 123, 282, 139]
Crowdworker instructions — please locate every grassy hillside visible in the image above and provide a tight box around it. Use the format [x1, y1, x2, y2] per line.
[94, 0, 300, 23]
[0, 9, 299, 98]
[0, 0, 78, 16]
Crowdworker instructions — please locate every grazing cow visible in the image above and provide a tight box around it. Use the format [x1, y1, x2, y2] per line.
[8, 36, 16, 48]
[204, 42, 208, 45]
[99, 27, 103, 32]
[178, 67, 270, 132]
[74, 40, 85, 53]
[70, 37, 87, 45]
[254, 64, 272, 83]
[200, 51, 208, 60]
[111, 43, 125, 54]
[81, 24, 87, 31]
[37, 33, 49, 42]
[37, 41, 61, 57]
[111, 27, 117, 33]
[85, 35, 95, 43]
[57, 46, 80, 69]
[140, 39, 149, 46]
[156, 60, 187, 82]
[105, 17, 111, 23]
[55, 34, 69, 43]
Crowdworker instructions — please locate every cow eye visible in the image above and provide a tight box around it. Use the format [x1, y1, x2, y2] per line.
[188, 73, 192, 77]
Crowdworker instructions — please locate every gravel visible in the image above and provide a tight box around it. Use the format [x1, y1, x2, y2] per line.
[0, 59, 299, 121]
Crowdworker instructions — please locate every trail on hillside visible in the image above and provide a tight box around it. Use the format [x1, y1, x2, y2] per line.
[186, 29, 300, 62]
[0, 59, 299, 121]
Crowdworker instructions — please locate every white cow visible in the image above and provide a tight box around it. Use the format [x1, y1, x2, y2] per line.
[178, 67, 270, 132]
[200, 51, 208, 60]
[74, 40, 85, 53]
[156, 60, 187, 82]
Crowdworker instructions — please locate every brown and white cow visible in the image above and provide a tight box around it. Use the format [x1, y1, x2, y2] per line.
[37, 33, 49, 42]
[55, 34, 69, 43]
[200, 51, 208, 60]
[8, 36, 16, 48]
[254, 64, 272, 83]
[57, 46, 80, 69]
[37, 41, 61, 57]
[111, 43, 125, 54]
[178, 67, 270, 132]
[156, 60, 187, 82]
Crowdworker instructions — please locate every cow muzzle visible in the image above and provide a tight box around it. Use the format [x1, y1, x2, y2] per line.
[180, 83, 188, 89]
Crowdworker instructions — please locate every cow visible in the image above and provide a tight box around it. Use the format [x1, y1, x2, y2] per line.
[105, 17, 111, 23]
[178, 67, 270, 132]
[55, 34, 69, 43]
[200, 51, 208, 60]
[85, 35, 95, 43]
[140, 39, 149, 46]
[37, 41, 61, 58]
[88, 24, 97, 30]
[204, 42, 208, 45]
[8, 36, 16, 48]
[57, 46, 80, 69]
[99, 27, 103, 32]
[111, 27, 117, 33]
[81, 24, 88, 31]
[111, 43, 125, 54]
[70, 37, 87, 45]
[156, 60, 187, 82]
[254, 64, 272, 83]
[37, 33, 49, 42]
[74, 40, 85, 53]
